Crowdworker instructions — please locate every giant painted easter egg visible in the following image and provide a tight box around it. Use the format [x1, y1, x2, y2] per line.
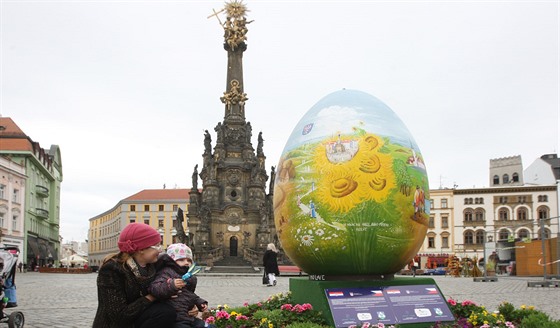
[273, 89, 429, 276]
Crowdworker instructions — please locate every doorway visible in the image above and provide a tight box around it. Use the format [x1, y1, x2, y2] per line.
[230, 236, 238, 256]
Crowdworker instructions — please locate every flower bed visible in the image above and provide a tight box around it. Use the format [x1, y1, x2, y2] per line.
[202, 293, 560, 328]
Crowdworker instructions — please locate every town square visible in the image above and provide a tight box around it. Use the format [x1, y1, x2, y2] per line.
[0, 1, 558, 327]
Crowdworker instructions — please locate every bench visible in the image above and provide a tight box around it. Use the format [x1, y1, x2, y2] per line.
[278, 265, 305, 276]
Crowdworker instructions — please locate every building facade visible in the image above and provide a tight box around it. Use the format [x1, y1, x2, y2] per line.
[0, 117, 63, 269]
[88, 189, 190, 268]
[420, 154, 559, 274]
[524, 154, 560, 185]
[0, 155, 27, 258]
[453, 185, 558, 263]
[418, 188, 454, 267]
[489, 155, 524, 186]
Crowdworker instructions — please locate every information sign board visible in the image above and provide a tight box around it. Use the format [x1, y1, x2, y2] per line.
[325, 284, 454, 327]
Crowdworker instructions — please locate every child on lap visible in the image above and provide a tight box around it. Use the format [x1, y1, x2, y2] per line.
[149, 243, 212, 328]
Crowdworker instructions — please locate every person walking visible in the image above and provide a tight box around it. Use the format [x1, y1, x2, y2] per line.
[263, 243, 279, 287]
[409, 258, 418, 277]
[92, 223, 177, 328]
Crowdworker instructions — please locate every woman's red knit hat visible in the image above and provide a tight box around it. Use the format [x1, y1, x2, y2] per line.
[118, 223, 161, 253]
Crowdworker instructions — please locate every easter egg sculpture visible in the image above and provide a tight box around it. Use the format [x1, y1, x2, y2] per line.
[274, 89, 429, 276]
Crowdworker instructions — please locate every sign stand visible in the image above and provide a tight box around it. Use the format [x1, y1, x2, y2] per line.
[290, 276, 454, 328]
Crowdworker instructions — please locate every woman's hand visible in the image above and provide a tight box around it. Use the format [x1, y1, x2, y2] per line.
[187, 305, 199, 317]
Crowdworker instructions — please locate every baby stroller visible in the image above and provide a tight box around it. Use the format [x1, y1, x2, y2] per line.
[0, 247, 24, 328]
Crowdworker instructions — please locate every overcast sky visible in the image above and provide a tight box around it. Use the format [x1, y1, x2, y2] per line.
[1, 1, 558, 243]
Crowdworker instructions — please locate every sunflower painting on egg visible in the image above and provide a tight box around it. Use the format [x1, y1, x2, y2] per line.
[274, 89, 430, 276]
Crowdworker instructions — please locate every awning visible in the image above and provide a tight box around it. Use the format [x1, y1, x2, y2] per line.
[37, 240, 49, 259]
[27, 237, 40, 259]
[47, 244, 58, 260]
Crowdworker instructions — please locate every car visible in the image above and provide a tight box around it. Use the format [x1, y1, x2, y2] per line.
[422, 268, 447, 275]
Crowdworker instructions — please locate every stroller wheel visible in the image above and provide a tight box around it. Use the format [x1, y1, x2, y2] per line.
[7, 311, 24, 328]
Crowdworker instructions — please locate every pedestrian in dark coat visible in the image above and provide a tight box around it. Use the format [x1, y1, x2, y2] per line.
[92, 223, 176, 328]
[150, 244, 211, 328]
[263, 243, 279, 286]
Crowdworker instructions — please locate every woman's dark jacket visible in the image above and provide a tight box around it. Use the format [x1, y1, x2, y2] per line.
[263, 250, 279, 275]
[92, 257, 156, 328]
[149, 254, 207, 323]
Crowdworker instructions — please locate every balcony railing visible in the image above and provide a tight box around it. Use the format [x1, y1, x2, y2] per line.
[36, 185, 49, 198]
[493, 219, 534, 228]
[463, 243, 484, 251]
[462, 220, 486, 228]
[36, 208, 49, 219]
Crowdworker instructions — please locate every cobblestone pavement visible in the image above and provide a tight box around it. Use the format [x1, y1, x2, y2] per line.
[6, 272, 559, 327]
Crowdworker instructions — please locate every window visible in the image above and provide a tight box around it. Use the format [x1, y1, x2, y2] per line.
[158, 219, 164, 228]
[518, 196, 526, 203]
[158, 205, 164, 211]
[12, 215, 17, 230]
[493, 175, 499, 185]
[464, 231, 474, 244]
[464, 198, 473, 205]
[430, 200, 434, 209]
[518, 229, 529, 239]
[441, 236, 449, 248]
[499, 208, 509, 220]
[0, 184, 5, 199]
[464, 210, 473, 222]
[173, 205, 178, 211]
[428, 216, 435, 228]
[0, 213, 4, 228]
[441, 199, 448, 209]
[12, 189, 19, 203]
[130, 205, 136, 212]
[475, 198, 484, 204]
[503, 174, 509, 184]
[538, 228, 551, 239]
[428, 237, 435, 248]
[512, 172, 519, 182]
[441, 216, 449, 228]
[475, 209, 484, 221]
[538, 195, 548, 202]
[144, 205, 150, 211]
[498, 229, 509, 241]
[475, 231, 484, 244]
[499, 196, 508, 204]
[144, 219, 150, 225]
[129, 218, 135, 224]
[538, 207, 549, 220]
[517, 208, 527, 220]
